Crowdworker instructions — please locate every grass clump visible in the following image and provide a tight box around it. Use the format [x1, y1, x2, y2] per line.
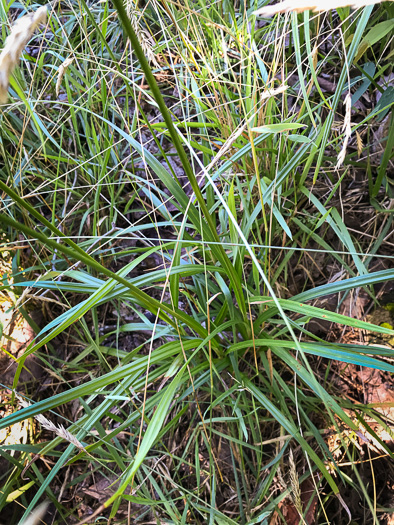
[0, 0, 393, 523]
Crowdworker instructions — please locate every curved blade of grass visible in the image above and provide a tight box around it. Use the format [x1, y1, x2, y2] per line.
[229, 339, 394, 372]
[301, 186, 367, 275]
[17, 365, 172, 521]
[103, 366, 186, 508]
[303, 11, 330, 107]
[291, 13, 316, 126]
[272, 348, 358, 430]
[242, 377, 340, 494]
[0, 214, 207, 338]
[294, 268, 394, 302]
[8, 78, 47, 157]
[250, 296, 394, 335]
[0, 339, 202, 430]
[8, 263, 225, 297]
[13, 258, 149, 365]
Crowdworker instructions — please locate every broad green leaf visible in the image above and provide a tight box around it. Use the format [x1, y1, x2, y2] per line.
[355, 20, 394, 62]
[287, 134, 313, 144]
[251, 123, 306, 133]
[6, 481, 35, 502]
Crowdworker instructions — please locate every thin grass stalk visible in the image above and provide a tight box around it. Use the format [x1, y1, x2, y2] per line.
[109, 0, 247, 317]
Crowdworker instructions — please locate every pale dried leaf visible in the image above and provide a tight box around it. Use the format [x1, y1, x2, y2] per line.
[254, 0, 385, 16]
[336, 93, 353, 170]
[20, 501, 49, 525]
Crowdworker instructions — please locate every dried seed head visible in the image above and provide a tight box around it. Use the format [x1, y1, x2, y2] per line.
[15, 392, 86, 451]
[126, 4, 159, 67]
[355, 130, 363, 158]
[289, 449, 302, 514]
[56, 57, 74, 96]
[0, 6, 47, 104]
[254, 0, 384, 16]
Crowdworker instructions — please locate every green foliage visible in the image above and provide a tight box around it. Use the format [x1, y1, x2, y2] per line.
[0, 0, 393, 523]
